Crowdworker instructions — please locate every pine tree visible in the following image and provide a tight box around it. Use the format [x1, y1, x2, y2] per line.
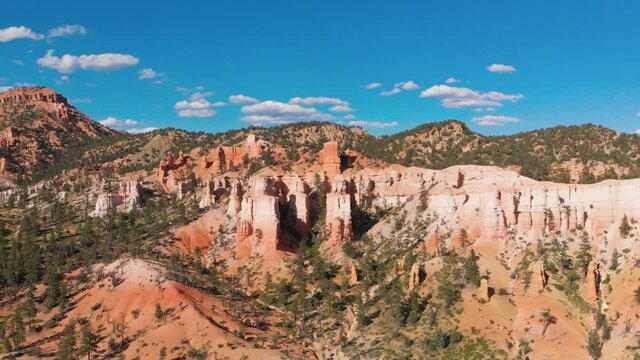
[619, 214, 632, 237]
[464, 250, 481, 286]
[56, 321, 78, 360]
[9, 311, 26, 350]
[80, 322, 99, 360]
[21, 290, 37, 332]
[576, 232, 593, 278]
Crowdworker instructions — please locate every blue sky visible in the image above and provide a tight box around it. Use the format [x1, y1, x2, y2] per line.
[1, 0, 639, 136]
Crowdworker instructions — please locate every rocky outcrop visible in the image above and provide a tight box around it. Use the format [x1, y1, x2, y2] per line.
[409, 263, 424, 291]
[349, 264, 358, 285]
[198, 135, 274, 176]
[320, 141, 341, 177]
[286, 176, 310, 235]
[92, 193, 123, 217]
[91, 180, 143, 217]
[325, 176, 354, 246]
[538, 265, 549, 292]
[235, 177, 283, 256]
[479, 278, 491, 302]
[199, 177, 228, 208]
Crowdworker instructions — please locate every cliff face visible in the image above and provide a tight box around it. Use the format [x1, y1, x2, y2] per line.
[207, 143, 640, 260]
[0, 87, 115, 175]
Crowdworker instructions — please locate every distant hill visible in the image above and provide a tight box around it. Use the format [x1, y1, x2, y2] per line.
[0, 87, 114, 180]
[4, 88, 639, 184]
[354, 120, 640, 183]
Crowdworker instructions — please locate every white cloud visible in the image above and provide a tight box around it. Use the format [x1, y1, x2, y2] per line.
[348, 120, 399, 128]
[47, 25, 86, 40]
[53, 75, 70, 84]
[330, 105, 354, 112]
[138, 68, 158, 80]
[473, 107, 495, 112]
[174, 99, 217, 118]
[419, 84, 523, 108]
[471, 115, 520, 126]
[445, 77, 460, 84]
[0, 86, 12, 93]
[13, 60, 24, 66]
[343, 114, 355, 120]
[189, 91, 214, 101]
[380, 88, 401, 96]
[37, 49, 139, 73]
[229, 94, 259, 104]
[240, 100, 333, 125]
[487, 64, 516, 73]
[99, 117, 139, 127]
[0, 26, 44, 42]
[128, 127, 158, 134]
[69, 98, 92, 104]
[365, 82, 382, 89]
[212, 101, 226, 107]
[395, 80, 419, 91]
[636, 111, 640, 117]
[288, 96, 348, 106]
[15, 82, 36, 87]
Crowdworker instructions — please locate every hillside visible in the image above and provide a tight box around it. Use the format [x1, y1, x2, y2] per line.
[355, 120, 640, 183]
[0, 88, 115, 180]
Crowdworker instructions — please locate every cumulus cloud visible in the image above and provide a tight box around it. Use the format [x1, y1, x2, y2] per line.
[212, 101, 226, 107]
[0, 86, 12, 93]
[348, 120, 399, 128]
[138, 68, 158, 80]
[99, 117, 139, 127]
[395, 80, 419, 91]
[471, 115, 520, 126]
[13, 60, 24, 66]
[128, 127, 158, 134]
[380, 88, 401, 96]
[288, 96, 348, 106]
[174, 99, 217, 118]
[343, 114, 355, 120]
[365, 82, 382, 89]
[419, 84, 523, 108]
[240, 100, 333, 125]
[445, 77, 460, 84]
[0, 26, 44, 42]
[487, 64, 516, 73]
[330, 105, 354, 112]
[229, 94, 259, 104]
[37, 49, 139, 73]
[47, 25, 86, 40]
[189, 91, 215, 101]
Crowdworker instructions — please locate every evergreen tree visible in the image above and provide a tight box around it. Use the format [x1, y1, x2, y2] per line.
[9, 311, 26, 350]
[80, 322, 99, 360]
[464, 250, 481, 286]
[56, 321, 78, 360]
[576, 232, 593, 278]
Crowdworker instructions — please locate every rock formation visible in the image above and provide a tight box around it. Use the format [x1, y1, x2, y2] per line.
[479, 278, 491, 302]
[409, 263, 424, 291]
[91, 180, 143, 217]
[349, 264, 358, 285]
[199, 176, 228, 208]
[234, 177, 283, 256]
[325, 176, 354, 246]
[320, 141, 341, 177]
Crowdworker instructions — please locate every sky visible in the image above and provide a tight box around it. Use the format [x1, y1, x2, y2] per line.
[1, 0, 639, 136]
